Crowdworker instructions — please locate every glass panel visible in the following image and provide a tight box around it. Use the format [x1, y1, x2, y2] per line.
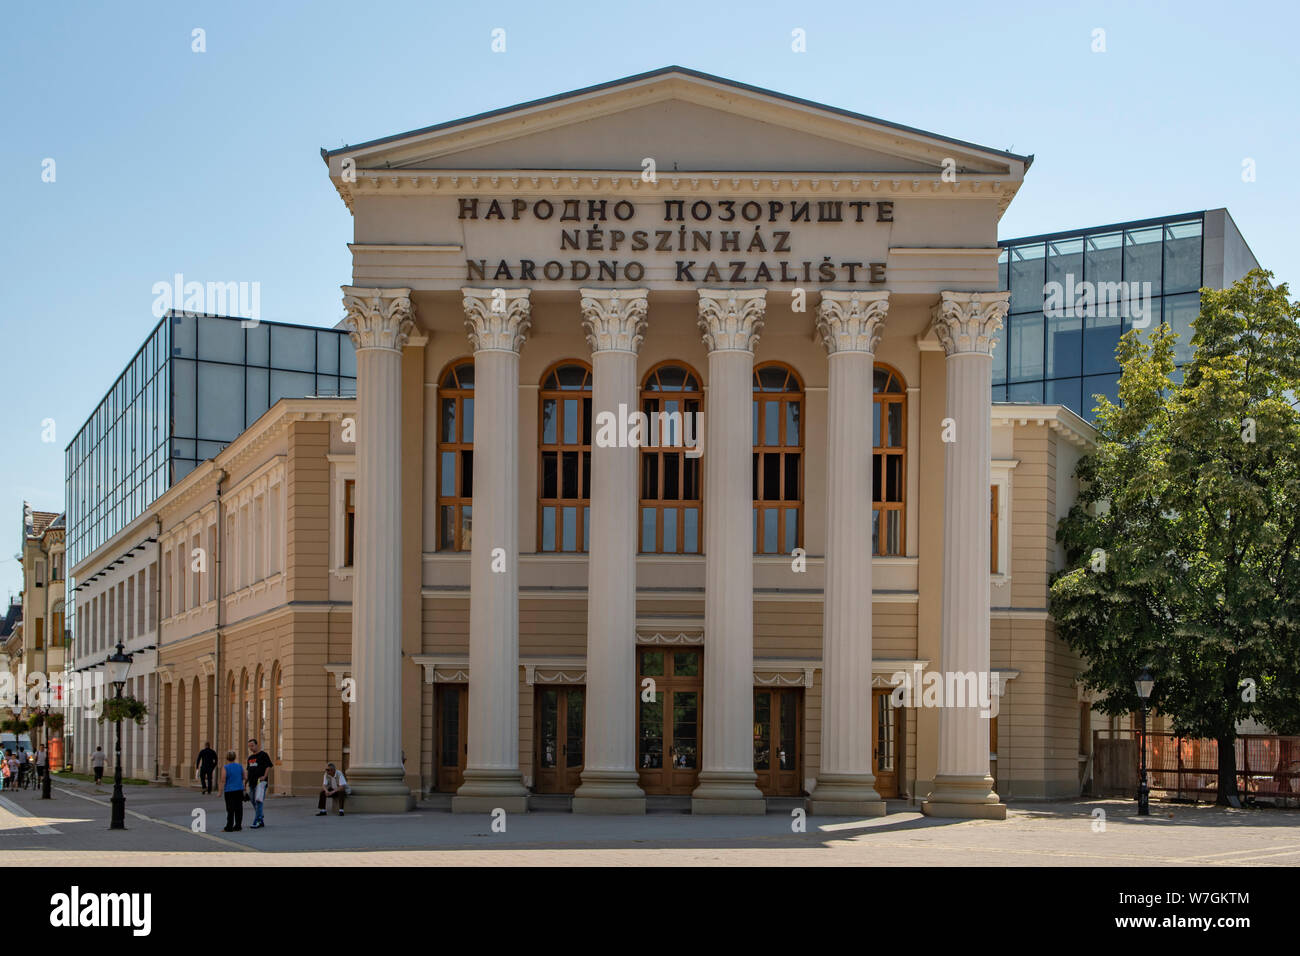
[1084, 310, 1123, 376]
[1045, 378, 1083, 415]
[662, 508, 677, 553]
[872, 454, 882, 502]
[245, 322, 269, 365]
[316, 331, 339, 374]
[563, 399, 578, 444]
[1046, 312, 1083, 378]
[1008, 312, 1044, 382]
[1164, 293, 1200, 365]
[786, 401, 800, 445]
[784, 509, 797, 552]
[197, 316, 244, 364]
[538, 690, 559, 769]
[876, 694, 895, 771]
[639, 696, 663, 769]
[872, 509, 880, 555]
[461, 506, 471, 550]
[542, 451, 557, 499]
[641, 508, 655, 551]
[754, 692, 771, 771]
[1124, 226, 1163, 295]
[245, 367, 269, 428]
[887, 402, 903, 448]
[763, 508, 778, 554]
[1084, 232, 1122, 286]
[542, 398, 556, 444]
[562, 452, 579, 499]
[1008, 242, 1046, 313]
[885, 455, 902, 502]
[440, 687, 460, 767]
[441, 452, 456, 497]
[1007, 381, 1044, 403]
[872, 401, 881, 447]
[583, 507, 589, 552]
[1045, 237, 1084, 293]
[684, 508, 698, 553]
[269, 370, 315, 406]
[463, 398, 474, 441]
[683, 457, 699, 500]
[562, 507, 576, 552]
[1163, 220, 1202, 294]
[763, 454, 781, 500]
[441, 398, 456, 443]
[671, 692, 698, 770]
[779, 693, 797, 770]
[640, 650, 664, 677]
[764, 401, 779, 445]
[582, 398, 592, 445]
[1083, 373, 1121, 422]
[270, 325, 315, 372]
[752, 401, 758, 445]
[673, 651, 700, 677]
[542, 507, 556, 552]
[664, 453, 680, 500]
[991, 325, 1007, 384]
[886, 510, 900, 556]
[565, 691, 584, 768]
[461, 450, 473, 497]
[439, 506, 455, 549]
[784, 454, 799, 500]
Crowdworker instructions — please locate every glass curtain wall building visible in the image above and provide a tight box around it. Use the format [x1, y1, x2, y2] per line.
[65, 312, 356, 569]
[994, 208, 1259, 422]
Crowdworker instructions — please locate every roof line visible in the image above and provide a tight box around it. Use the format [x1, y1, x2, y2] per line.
[320, 65, 1033, 167]
[1001, 210, 1207, 247]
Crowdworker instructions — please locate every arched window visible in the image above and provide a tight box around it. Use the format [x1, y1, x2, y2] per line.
[538, 362, 592, 552]
[873, 365, 906, 556]
[753, 363, 803, 554]
[640, 363, 703, 554]
[438, 360, 475, 551]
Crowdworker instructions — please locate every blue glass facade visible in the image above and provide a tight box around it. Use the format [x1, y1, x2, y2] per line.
[996, 213, 1206, 422]
[65, 312, 356, 569]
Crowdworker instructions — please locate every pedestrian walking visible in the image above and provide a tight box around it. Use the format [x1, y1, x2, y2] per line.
[317, 763, 349, 816]
[196, 741, 218, 794]
[245, 739, 272, 829]
[91, 746, 106, 785]
[35, 745, 48, 788]
[220, 751, 244, 832]
[1, 751, 11, 790]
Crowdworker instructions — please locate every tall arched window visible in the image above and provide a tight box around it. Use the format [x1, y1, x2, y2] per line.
[873, 365, 906, 556]
[538, 362, 592, 552]
[640, 363, 703, 554]
[437, 360, 475, 551]
[753, 363, 803, 554]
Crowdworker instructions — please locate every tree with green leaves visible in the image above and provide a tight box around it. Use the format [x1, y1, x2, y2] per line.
[1052, 269, 1300, 806]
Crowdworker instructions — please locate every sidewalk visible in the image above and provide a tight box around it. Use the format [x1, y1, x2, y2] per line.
[1, 776, 1296, 866]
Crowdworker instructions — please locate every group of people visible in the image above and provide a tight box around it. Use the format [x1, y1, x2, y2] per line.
[193, 739, 348, 832]
[1, 746, 50, 790]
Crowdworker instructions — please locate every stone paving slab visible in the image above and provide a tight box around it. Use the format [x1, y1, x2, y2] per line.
[1, 776, 1296, 866]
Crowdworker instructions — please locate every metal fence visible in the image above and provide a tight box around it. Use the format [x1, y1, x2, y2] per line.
[1092, 731, 1300, 806]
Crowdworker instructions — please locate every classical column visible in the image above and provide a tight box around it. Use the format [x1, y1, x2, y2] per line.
[809, 290, 890, 817]
[692, 289, 767, 814]
[453, 287, 532, 814]
[923, 290, 1010, 820]
[573, 288, 649, 815]
[341, 286, 416, 812]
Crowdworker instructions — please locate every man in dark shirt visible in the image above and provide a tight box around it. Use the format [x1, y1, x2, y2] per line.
[195, 742, 219, 794]
[246, 739, 273, 829]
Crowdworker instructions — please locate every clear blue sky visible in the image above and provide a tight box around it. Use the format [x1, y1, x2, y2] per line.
[2, 0, 1296, 595]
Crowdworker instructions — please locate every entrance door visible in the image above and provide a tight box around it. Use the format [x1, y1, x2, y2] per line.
[436, 684, 468, 792]
[535, 686, 585, 793]
[636, 648, 702, 795]
[754, 687, 802, 796]
[872, 688, 899, 798]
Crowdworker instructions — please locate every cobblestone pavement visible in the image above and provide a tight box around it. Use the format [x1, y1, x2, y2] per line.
[1, 776, 1296, 866]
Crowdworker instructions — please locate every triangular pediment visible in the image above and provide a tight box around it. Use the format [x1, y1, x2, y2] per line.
[326, 67, 1029, 179]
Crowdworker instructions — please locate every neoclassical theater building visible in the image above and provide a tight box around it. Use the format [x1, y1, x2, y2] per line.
[318, 67, 1093, 817]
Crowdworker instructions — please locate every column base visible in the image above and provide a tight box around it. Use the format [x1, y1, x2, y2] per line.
[691, 770, 766, 815]
[572, 769, 646, 814]
[452, 768, 530, 814]
[922, 773, 1006, 820]
[345, 766, 415, 813]
[809, 773, 888, 817]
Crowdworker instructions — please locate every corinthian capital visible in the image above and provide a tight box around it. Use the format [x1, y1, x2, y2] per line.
[697, 288, 766, 353]
[930, 291, 1010, 356]
[462, 287, 532, 354]
[341, 286, 416, 352]
[579, 287, 648, 354]
[816, 290, 890, 355]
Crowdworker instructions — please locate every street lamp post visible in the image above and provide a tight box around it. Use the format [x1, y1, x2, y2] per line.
[1135, 668, 1154, 817]
[105, 642, 133, 830]
[40, 705, 52, 799]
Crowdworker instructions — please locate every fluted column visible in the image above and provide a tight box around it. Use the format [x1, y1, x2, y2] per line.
[810, 290, 890, 816]
[341, 286, 416, 812]
[573, 288, 649, 814]
[692, 289, 767, 814]
[923, 290, 1010, 820]
[453, 287, 532, 814]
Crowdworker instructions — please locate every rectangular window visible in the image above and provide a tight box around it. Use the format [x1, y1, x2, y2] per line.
[344, 479, 356, 567]
[990, 485, 999, 575]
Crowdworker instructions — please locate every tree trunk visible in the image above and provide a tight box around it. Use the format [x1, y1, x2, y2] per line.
[1216, 735, 1241, 807]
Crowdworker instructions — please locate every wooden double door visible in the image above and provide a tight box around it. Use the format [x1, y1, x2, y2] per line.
[436, 684, 468, 792]
[534, 686, 585, 793]
[754, 687, 802, 796]
[872, 688, 899, 798]
[636, 648, 702, 795]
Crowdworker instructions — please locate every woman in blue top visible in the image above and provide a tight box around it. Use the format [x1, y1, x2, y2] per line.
[220, 751, 245, 831]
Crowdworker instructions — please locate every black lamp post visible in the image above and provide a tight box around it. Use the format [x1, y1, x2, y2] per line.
[1135, 668, 1154, 817]
[39, 705, 52, 799]
[105, 642, 133, 830]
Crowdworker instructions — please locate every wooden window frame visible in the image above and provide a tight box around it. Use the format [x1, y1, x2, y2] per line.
[437, 359, 475, 552]
[990, 483, 1000, 574]
[873, 364, 907, 557]
[343, 479, 356, 567]
[537, 360, 593, 553]
[753, 362, 804, 555]
[639, 361, 704, 554]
